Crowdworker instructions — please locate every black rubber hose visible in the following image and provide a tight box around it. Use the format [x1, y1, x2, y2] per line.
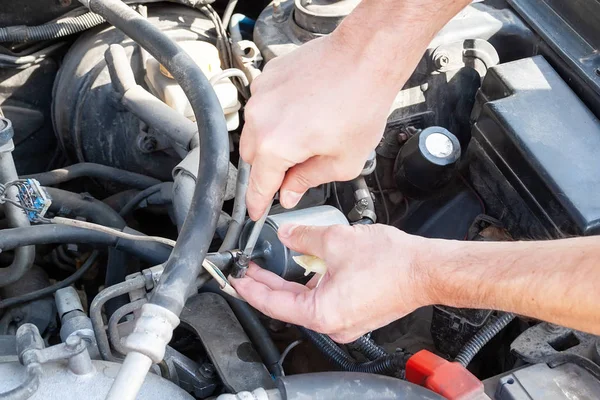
[351, 335, 388, 361]
[119, 182, 170, 217]
[45, 187, 126, 229]
[83, 0, 229, 316]
[201, 281, 284, 377]
[455, 312, 515, 367]
[0, 251, 99, 310]
[23, 163, 160, 190]
[277, 372, 444, 400]
[298, 327, 409, 376]
[0, 11, 105, 43]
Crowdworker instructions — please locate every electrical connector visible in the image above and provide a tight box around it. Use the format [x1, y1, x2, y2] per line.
[0, 179, 52, 222]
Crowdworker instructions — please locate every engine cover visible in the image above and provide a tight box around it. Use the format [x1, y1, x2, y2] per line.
[469, 56, 600, 238]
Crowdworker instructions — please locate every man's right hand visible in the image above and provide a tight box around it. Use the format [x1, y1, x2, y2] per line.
[240, 33, 401, 220]
[230, 223, 432, 343]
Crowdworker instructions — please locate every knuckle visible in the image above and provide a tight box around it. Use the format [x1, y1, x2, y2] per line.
[291, 169, 315, 190]
[248, 174, 268, 199]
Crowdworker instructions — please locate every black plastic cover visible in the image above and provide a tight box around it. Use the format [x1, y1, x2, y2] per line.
[471, 56, 600, 236]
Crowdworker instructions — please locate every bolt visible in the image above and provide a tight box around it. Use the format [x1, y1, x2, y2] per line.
[138, 135, 157, 153]
[65, 335, 81, 350]
[595, 68, 600, 77]
[543, 322, 564, 334]
[397, 132, 409, 143]
[433, 52, 450, 69]
[198, 363, 216, 379]
[360, 198, 369, 206]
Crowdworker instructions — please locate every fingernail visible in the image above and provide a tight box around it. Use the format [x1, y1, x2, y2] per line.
[278, 224, 298, 239]
[282, 190, 303, 208]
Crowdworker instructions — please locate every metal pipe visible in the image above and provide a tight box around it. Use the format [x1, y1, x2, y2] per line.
[0, 150, 35, 288]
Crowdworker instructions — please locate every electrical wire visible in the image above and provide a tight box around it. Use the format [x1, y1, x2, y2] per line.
[278, 340, 302, 376]
[332, 182, 343, 211]
[221, 0, 239, 28]
[209, 68, 249, 87]
[48, 217, 177, 248]
[373, 171, 390, 224]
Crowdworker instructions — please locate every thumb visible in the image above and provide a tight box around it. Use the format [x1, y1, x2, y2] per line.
[278, 224, 331, 259]
[279, 156, 334, 209]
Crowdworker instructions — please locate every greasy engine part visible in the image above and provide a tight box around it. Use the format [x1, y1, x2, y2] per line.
[0, 0, 600, 399]
[239, 206, 348, 281]
[52, 4, 217, 181]
[0, 324, 194, 400]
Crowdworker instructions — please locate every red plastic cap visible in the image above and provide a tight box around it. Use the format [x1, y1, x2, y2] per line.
[406, 350, 485, 400]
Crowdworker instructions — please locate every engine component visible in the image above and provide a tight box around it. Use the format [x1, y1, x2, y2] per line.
[483, 362, 600, 400]
[180, 293, 274, 392]
[510, 322, 600, 366]
[393, 126, 461, 198]
[405, 350, 485, 399]
[145, 40, 241, 131]
[430, 307, 493, 357]
[52, 5, 217, 181]
[0, 267, 54, 336]
[55, 287, 99, 359]
[0, 325, 194, 400]
[239, 205, 348, 281]
[469, 56, 600, 237]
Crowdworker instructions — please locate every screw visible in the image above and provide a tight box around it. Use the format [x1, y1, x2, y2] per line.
[433, 52, 450, 69]
[198, 363, 216, 379]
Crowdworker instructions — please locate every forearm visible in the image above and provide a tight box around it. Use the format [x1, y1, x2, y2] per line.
[331, 0, 472, 92]
[419, 236, 600, 334]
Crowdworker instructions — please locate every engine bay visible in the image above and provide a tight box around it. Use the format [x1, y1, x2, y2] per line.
[1, 0, 600, 399]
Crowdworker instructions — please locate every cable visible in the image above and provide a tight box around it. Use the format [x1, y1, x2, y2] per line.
[48, 217, 176, 248]
[373, 171, 390, 224]
[278, 340, 302, 376]
[209, 68, 250, 87]
[0, 10, 105, 43]
[332, 182, 343, 211]
[455, 312, 515, 367]
[23, 163, 161, 190]
[222, 0, 239, 28]
[0, 251, 99, 310]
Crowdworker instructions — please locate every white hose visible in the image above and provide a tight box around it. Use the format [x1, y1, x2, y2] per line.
[105, 351, 152, 400]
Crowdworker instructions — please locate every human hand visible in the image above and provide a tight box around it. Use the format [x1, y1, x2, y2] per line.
[240, 33, 401, 220]
[230, 223, 432, 343]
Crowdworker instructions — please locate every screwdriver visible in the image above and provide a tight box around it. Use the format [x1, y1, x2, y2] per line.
[230, 198, 274, 278]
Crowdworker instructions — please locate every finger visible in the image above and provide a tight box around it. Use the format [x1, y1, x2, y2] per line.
[230, 275, 315, 327]
[239, 123, 256, 165]
[246, 156, 287, 220]
[279, 156, 334, 209]
[278, 224, 331, 259]
[246, 262, 309, 294]
[329, 331, 362, 344]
